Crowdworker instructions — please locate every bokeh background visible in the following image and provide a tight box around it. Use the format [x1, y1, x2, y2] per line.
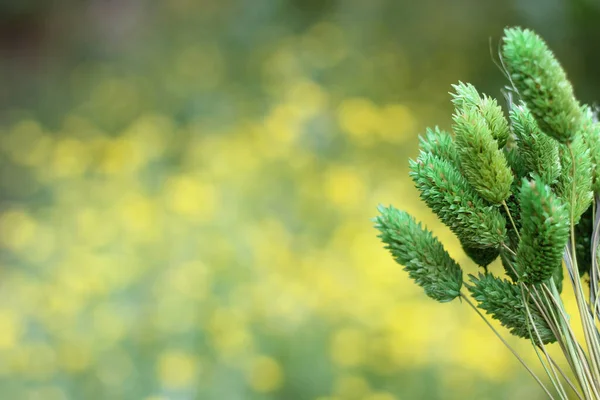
[1, 1, 600, 399]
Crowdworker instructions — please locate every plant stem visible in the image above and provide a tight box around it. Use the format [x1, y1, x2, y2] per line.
[460, 292, 555, 399]
[502, 200, 521, 241]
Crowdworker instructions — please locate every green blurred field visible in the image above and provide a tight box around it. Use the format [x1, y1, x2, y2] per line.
[1, 1, 599, 399]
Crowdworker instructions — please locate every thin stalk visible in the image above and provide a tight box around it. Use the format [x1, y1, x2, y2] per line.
[549, 355, 585, 400]
[547, 279, 598, 399]
[460, 292, 555, 399]
[567, 144, 600, 395]
[502, 200, 521, 241]
[590, 196, 600, 318]
[532, 284, 588, 399]
[502, 242, 517, 257]
[544, 282, 596, 399]
[520, 284, 568, 399]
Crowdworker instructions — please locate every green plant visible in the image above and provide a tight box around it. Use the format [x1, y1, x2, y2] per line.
[375, 27, 600, 399]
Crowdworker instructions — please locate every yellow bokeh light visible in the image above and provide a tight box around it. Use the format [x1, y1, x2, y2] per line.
[57, 342, 92, 373]
[364, 392, 398, 400]
[157, 350, 199, 389]
[330, 328, 366, 367]
[0, 209, 37, 252]
[334, 374, 370, 399]
[378, 103, 416, 143]
[0, 309, 22, 350]
[323, 166, 366, 210]
[247, 356, 283, 393]
[337, 97, 382, 144]
[50, 138, 90, 178]
[164, 175, 218, 220]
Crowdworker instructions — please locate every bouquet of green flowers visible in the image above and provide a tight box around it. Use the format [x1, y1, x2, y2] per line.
[375, 27, 600, 399]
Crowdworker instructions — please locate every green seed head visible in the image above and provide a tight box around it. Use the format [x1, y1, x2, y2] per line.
[502, 27, 582, 144]
[451, 82, 510, 147]
[517, 175, 570, 285]
[453, 106, 513, 204]
[409, 152, 507, 248]
[509, 102, 561, 185]
[375, 205, 463, 302]
[468, 273, 556, 344]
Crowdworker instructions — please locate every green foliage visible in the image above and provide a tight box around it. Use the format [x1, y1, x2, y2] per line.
[409, 151, 507, 249]
[418, 126, 459, 165]
[509, 102, 561, 185]
[375, 205, 463, 302]
[462, 244, 499, 268]
[376, 27, 600, 390]
[504, 145, 528, 182]
[452, 106, 513, 204]
[451, 82, 510, 147]
[468, 273, 556, 344]
[555, 136, 593, 224]
[580, 106, 600, 193]
[417, 127, 501, 268]
[517, 175, 570, 284]
[502, 27, 582, 144]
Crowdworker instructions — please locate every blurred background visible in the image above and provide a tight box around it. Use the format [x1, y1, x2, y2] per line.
[1, 0, 599, 399]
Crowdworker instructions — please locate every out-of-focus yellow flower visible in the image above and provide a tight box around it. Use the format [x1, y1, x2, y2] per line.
[57, 341, 92, 373]
[337, 97, 381, 144]
[247, 356, 283, 393]
[0, 309, 22, 350]
[119, 193, 160, 241]
[164, 174, 218, 220]
[0, 209, 37, 252]
[334, 374, 370, 399]
[330, 328, 367, 367]
[323, 166, 366, 210]
[51, 138, 90, 178]
[364, 392, 398, 400]
[157, 350, 199, 389]
[285, 79, 328, 118]
[378, 103, 416, 143]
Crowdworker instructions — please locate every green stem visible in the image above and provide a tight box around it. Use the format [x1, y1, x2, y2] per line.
[460, 292, 555, 399]
[502, 200, 521, 241]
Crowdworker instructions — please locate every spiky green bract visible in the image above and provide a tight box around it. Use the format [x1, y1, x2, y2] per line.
[409, 152, 507, 248]
[504, 145, 528, 181]
[556, 137, 593, 224]
[579, 106, 600, 193]
[453, 107, 514, 204]
[502, 27, 582, 144]
[462, 243, 499, 268]
[416, 135, 500, 271]
[509, 103, 561, 185]
[517, 175, 570, 284]
[575, 204, 593, 277]
[374, 205, 462, 302]
[468, 273, 556, 344]
[451, 82, 510, 147]
[418, 126, 459, 165]
[450, 81, 480, 109]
